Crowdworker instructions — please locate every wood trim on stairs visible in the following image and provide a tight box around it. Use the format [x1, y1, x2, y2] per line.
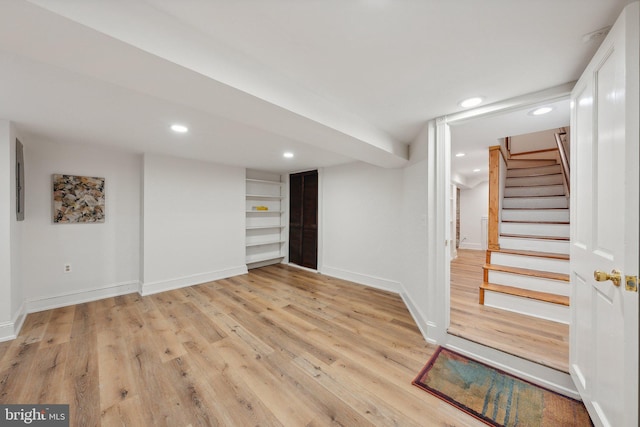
[483, 263, 569, 282]
[509, 147, 560, 157]
[502, 207, 568, 210]
[480, 282, 570, 306]
[505, 177, 564, 188]
[504, 195, 568, 199]
[501, 220, 569, 224]
[488, 145, 501, 250]
[500, 233, 569, 241]
[506, 167, 562, 177]
[490, 248, 570, 261]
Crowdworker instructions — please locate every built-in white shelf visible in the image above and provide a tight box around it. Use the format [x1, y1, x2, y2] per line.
[246, 194, 284, 199]
[246, 178, 283, 186]
[246, 240, 285, 247]
[245, 172, 286, 269]
[246, 254, 285, 264]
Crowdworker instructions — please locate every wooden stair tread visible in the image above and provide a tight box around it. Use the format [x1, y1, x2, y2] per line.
[506, 163, 560, 169]
[507, 159, 558, 166]
[504, 195, 568, 199]
[503, 207, 568, 210]
[505, 181, 563, 188]
[505, 184, 563, 189]
[490, 248, 570, 261]
[507, 167, 560, 173]
[507, 172, 563, 177]
[480, 282, 570, 306]
[501, 220, 569, 225]
[483, 263, 569, 282]
[500, 233, 569, 241]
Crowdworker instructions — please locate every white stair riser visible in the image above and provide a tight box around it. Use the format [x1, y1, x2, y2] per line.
[491, 252, 569, 275]
[503, 196, 569, 209]
[506, 174, 564, 187]
[487, 271, 570, 296]
[484, 292, 569, 324]
[507, 164, 562, 177]
[504, 185, 565, 197]
[499, 236, 570, 254]
[507, 159, 558, 168]
[501, 222, 569, 238]
[502, 209, 569, 222]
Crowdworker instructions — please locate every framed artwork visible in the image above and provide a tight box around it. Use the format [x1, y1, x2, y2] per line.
[53, 174, 105, 223]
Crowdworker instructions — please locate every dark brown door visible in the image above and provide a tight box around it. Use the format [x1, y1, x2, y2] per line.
[289, 170, 318, 269]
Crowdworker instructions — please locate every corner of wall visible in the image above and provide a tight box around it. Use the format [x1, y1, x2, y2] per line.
[398, 287, 435, 344]
[0, 299, 27, 342]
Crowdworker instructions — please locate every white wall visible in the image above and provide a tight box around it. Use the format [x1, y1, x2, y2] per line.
[459, 181, 489, 250]
[321, 161, 403, 292]
[9, 124, 24, 325]
[141, 154, 246, 294]
[510, 128, 557, 154]
[21, 139, 142, 312]
[399, 122, 431, 337]
[0, 121, 13, 334]
[0, 120, 27, 340]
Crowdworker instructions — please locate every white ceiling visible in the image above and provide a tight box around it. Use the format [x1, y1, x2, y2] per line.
[450, 97, 571, 188]
[0, 0, 631, 173]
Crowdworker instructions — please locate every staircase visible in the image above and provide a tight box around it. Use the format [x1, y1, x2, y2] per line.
[480, 157, 570, 323]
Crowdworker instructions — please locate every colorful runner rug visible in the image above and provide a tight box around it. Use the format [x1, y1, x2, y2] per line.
[412, 347, 592, 426]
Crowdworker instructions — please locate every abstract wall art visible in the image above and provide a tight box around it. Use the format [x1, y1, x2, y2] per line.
[53, 174, 105, 223]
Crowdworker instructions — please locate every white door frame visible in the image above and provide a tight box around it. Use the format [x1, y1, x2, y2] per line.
[427, 82, 579, 395]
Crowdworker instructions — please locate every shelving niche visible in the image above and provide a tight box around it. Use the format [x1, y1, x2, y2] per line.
[245, 170, 286, 268]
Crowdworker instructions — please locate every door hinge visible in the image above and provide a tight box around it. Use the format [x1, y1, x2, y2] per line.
[625, 275, 638, 292]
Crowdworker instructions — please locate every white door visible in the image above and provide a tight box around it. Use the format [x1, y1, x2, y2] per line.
[570, 3, 638, 427]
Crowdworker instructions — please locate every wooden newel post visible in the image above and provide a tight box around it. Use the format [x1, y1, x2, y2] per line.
[488, 146, 501, 251]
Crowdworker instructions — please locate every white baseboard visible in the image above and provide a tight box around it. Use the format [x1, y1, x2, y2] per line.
[0, 300, 28, 342]
[459, 242, 483, 250]
[141, 265, 248, 296]
[399, 290, 433, 343]
[26, 280, 141, 313]
[320, 265, 402, 293]
[0, 322, 14, 342]
[287, 263, 318, 274]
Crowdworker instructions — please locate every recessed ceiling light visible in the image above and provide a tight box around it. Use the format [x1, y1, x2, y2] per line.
[459, 97, 483, 108]
[455, 153, 466, 157]
[283, 152, 294, 158]
[170, 124, 189, 133]
[473, 168, 481, 172]
[530, 107, 553, 116]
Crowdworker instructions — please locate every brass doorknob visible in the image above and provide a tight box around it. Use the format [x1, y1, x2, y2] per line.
[594, 269, 622, 287]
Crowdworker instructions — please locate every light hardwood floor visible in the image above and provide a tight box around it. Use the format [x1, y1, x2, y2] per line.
[0, 265, 486, 427]
[449, 249, 569, 372]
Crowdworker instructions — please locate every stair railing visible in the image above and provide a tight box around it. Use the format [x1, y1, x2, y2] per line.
[555, 131, 570, 194]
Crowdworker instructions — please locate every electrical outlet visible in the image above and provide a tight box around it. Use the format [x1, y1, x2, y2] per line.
[64, 264, 72, 273]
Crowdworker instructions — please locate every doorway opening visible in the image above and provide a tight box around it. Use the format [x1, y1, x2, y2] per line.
[289, 170, 318, 270]
[446, 96, 571, 372]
